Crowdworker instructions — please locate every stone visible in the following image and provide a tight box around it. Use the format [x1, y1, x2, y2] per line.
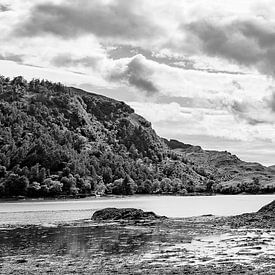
[91, 208, 166, 221]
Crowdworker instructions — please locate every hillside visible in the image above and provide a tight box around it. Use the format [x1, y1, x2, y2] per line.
[0, 76, 274, 198]
[164, 139, 275, 194]
[0, 76, 211, 198]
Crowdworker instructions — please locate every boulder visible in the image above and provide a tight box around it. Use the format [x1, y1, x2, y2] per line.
[91, 208, 166, 221]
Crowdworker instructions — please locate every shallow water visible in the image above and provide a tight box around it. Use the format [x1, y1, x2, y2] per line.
[0, 194, 274, 225]
[0, 219, 274, 274]
[0, 195, 274, 274]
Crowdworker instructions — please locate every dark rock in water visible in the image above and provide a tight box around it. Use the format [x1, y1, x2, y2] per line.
[92, 208, 166, 221]
[16, 258, 28, 264]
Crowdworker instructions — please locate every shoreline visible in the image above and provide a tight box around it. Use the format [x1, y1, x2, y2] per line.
[0, 201, 274, 274]
[1, 191, 275, 204]
[0, 214, 274, 274]
[0, 194, 274, 226]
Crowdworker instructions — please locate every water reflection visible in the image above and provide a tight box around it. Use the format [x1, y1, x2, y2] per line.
[0, 223, 160, 258]
[1, 220, 274, 273]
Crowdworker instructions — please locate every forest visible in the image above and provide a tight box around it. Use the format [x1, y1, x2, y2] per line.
[0, 76, 274, 198]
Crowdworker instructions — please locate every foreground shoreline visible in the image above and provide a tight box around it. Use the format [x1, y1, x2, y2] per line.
[0, 203, 274, 274]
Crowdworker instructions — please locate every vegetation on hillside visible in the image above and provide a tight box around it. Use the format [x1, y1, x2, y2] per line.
[164, 139, 275, 194]
[0, 76, 213, 198]
[0, 76, 274, 199]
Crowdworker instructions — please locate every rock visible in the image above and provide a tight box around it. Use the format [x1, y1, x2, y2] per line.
[16, 258, 28, 264]
[91, 208, 166, 221]
[257, 200, 275, 214]
[227, 200, 275, 228]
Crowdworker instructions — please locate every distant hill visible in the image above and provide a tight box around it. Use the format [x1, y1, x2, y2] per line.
[164, 139, 275, 194]
[0, 76, 274, 198]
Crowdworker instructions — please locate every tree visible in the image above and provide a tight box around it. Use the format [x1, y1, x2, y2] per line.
[122, 175, 137, 195]
[246, 178, 260, 194]
[94, 179, 106, 195]
[0, 165, 6, 178]
[0, 183, 5, 197]
[129, 144, 138, 159]
[38, 167, 47, 183]
[61, 175, 76, 194]
[142, 179, 153, 194]
[152, 179, 161, 193]
[27, 181, 41, 197]
[171, 178, 182, 193]
[110, 175, 137, 195]
[160, 178, 172, 193]
[206, 180, 215, 193]
[30, 164, 40, 182]
[49, 181, 63, 196]
[4, 174, 29, 196]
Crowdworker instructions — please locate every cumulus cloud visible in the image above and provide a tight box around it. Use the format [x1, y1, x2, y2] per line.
[0, 53, 23, 63]
[15, 0, 162, 41]
[51, 54, 100, 69]
[223, 96, 275, 125]
[266, 91, 275, 112]
[2, 0, 275, 164]
[129, 101, 270, 142]
[108, 55, 159, 96]
[0, 4, 9, 12]
[183, 18, 275, 77]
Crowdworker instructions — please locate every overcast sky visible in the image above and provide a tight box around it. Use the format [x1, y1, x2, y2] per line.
[1, 0, 275, 165]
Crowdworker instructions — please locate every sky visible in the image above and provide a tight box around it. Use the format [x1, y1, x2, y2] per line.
[0, 0, 275, 166]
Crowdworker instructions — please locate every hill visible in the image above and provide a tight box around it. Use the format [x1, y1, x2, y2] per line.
[0, 76, 211, 198]
[0, 76, 274, 198]
[164, 139, 275, 194]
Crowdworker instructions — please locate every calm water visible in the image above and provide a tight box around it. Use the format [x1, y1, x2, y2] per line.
[0, 195, 274, 273]
[0, 194, 274, 225]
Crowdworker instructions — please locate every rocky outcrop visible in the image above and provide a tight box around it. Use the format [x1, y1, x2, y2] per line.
[91, 208, 166, 221]
[227, 200, 275, 228]
[258, 200, 275, 214]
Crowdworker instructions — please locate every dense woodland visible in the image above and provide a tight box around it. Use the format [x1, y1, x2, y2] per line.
[0, 76, 274, 198]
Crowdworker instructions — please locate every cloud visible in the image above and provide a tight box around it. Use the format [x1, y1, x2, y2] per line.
[223, 96, 275, 125]
[232, 80, 243, 90]
[51, 54, 100, 69]
[266, 91, 275, 112]
[0, 53, 23, 63]
[15, 0, 162, 41]
[230, 101, 267, 125]
[0, 4, 9, 12]
[182, 18, 275, 77]
[108, 55, 159, 96]
[129, 101, 262, 142]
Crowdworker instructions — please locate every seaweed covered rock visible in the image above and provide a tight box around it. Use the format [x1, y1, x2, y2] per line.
[258, 200, 275, 214]
[227, 200, 275, 228]
[91, 208, 166, 221]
